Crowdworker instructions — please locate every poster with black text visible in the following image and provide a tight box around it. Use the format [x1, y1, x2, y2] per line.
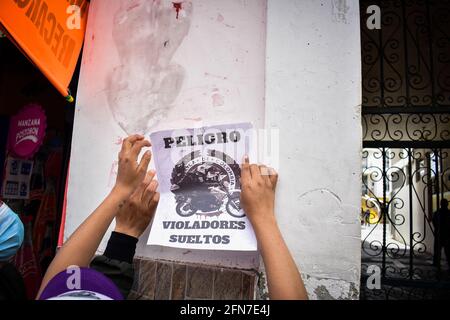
[147, 123, 257, 251]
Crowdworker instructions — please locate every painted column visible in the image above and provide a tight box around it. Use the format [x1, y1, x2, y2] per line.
[265, 0, 362, 299]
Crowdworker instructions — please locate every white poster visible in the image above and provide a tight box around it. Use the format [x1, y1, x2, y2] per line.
[148, 122, 257, 251]
[2, 157, 33, 199]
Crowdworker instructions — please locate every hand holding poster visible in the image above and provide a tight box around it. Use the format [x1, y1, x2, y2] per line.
[147, 123, 257, 251]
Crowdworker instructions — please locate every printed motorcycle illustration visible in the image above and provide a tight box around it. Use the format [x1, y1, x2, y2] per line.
[170, 153, 245, 218]
[173, 184, 243, 218]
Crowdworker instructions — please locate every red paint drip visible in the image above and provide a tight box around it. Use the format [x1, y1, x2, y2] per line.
[173, 2, 182, 19]
[115, 137, 123, 145]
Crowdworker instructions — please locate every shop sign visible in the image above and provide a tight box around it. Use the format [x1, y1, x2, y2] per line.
[8, 104, 47, 158]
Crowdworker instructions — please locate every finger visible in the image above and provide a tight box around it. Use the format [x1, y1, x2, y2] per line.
[131, 139, 152, 160]
[268, 167, 278, 190]
[143, 180, 158, 205]
[259, 165, 271, 185]
[133, 170, 153, 196]
[149, 192, 160, 210]
[137, 150, 152, 174]
[241, 155, 251, 181]
[147, 169, 156, 181]
[129, 172, 151, 203]
[148, 179, 158, 193]
[250, 164, 261, 182]
[121, 134, 144, 153]
[139, 170, 156, 200]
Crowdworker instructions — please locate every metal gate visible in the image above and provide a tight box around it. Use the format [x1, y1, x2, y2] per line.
[361, 146, 450, 299]
[359, 0, 450, 299]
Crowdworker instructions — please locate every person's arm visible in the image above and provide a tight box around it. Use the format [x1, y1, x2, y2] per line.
[240, 156, 308, 300]
[37, 134, 152, 299]
[90, 169, 160, 298]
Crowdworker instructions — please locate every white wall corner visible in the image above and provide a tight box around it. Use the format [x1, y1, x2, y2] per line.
[265, 0, 362, 299]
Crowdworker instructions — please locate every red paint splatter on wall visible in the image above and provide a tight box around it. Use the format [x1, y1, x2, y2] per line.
[173, 2, 182, 19]
[108, 161, 119, 188]
[212, 93, 225, 107]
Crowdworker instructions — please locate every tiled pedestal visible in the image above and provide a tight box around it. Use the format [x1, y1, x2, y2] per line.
[128, 258, 257, 300]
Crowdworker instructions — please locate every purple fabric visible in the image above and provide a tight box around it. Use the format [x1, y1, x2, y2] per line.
[39, 267, 123, 300]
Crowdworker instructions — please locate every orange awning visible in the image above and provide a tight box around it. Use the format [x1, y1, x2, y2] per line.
[0, 0, 89, 101]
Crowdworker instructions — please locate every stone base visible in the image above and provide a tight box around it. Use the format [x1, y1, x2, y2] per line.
[128, 257, 258, 300]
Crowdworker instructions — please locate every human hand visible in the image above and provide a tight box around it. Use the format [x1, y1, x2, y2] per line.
[114, 134, 152, 197]
[240, 156, 278, 230]
[114, 170, 160, 238]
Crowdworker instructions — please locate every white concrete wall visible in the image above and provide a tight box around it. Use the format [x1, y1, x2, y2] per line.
[265, 0, 362, 299]
[66, 0, 363, 300]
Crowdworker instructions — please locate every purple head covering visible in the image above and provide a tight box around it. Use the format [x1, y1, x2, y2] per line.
[39, 267, 123, 300]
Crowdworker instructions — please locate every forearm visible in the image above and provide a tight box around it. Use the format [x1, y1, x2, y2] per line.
[253, 217, 308, 300]
[37, 187, 128, 298]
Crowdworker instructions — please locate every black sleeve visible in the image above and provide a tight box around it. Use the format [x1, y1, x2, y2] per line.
[90, 232, 138, 299]
[103, 231, 138, 264]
